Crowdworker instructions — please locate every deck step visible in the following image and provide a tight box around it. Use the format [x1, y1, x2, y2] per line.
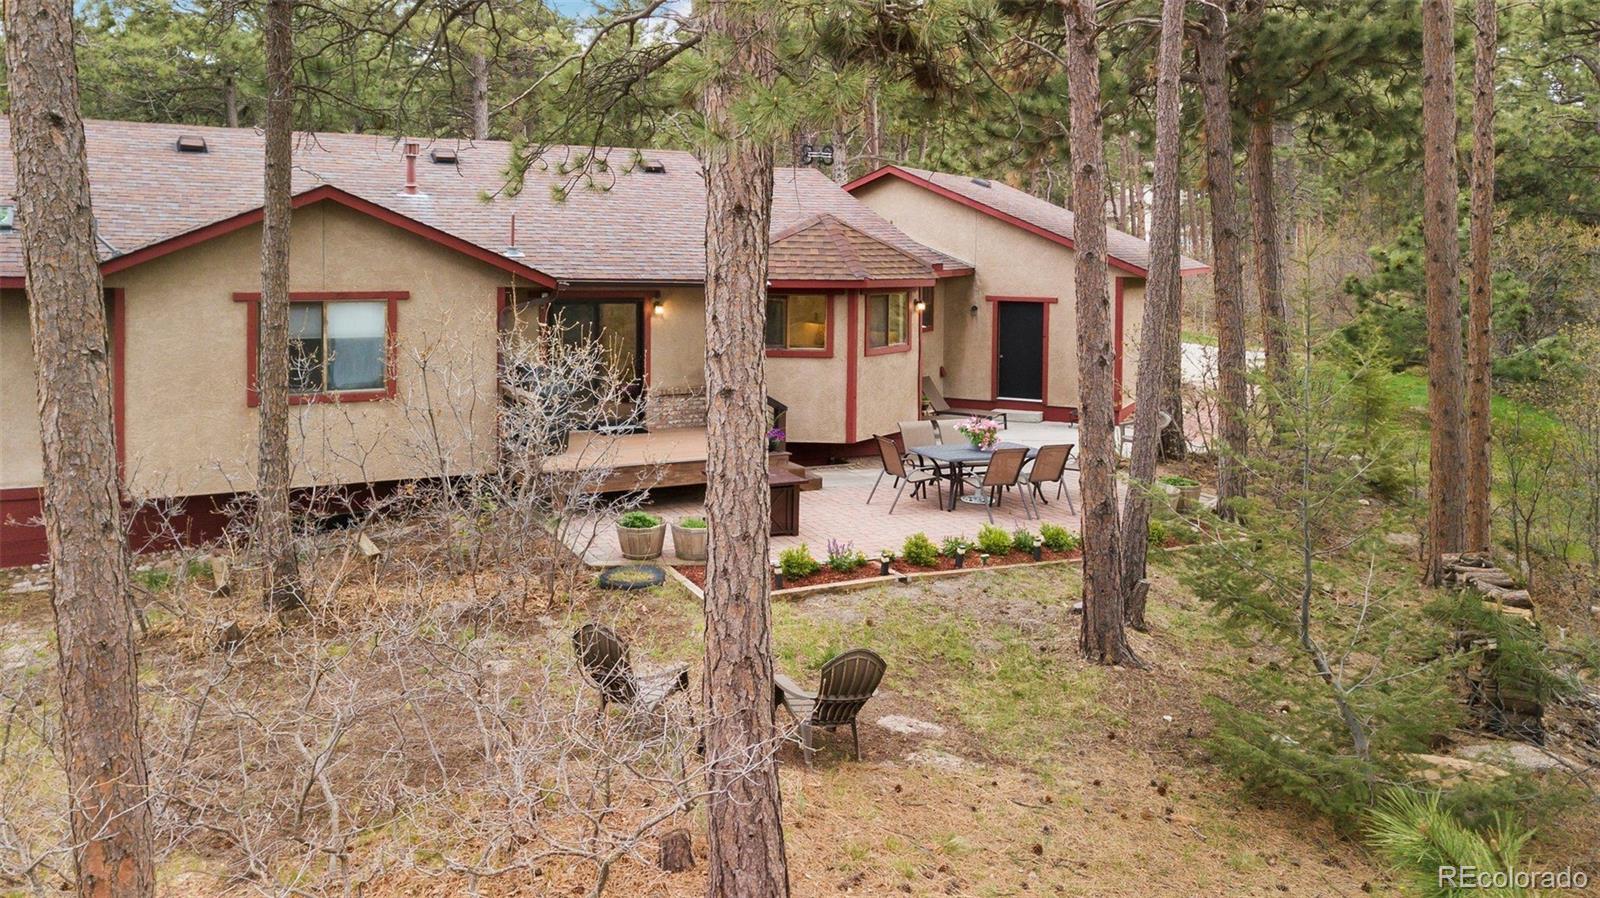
[1005, 409, 1045, 423]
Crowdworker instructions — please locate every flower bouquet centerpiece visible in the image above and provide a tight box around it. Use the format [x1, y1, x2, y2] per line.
[956, 416, 1001, 451]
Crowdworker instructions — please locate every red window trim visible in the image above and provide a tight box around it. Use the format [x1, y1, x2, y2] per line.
[765, 293, 837, 359]
[984, 294, 1059, 304]
[233, 290, 406, 407]
[863, 290, 913, 356]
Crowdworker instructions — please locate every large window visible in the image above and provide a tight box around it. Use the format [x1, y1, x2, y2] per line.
[765, 294, 829, 352]
[866, 292, 909, 349]
[289, 300, 388, 393]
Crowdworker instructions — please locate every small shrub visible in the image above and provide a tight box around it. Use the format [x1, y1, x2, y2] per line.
[902, 532, 939, 567]
[1149, 518, 1173, 547]
[826, 538, 867, 573]
[1010, 529, 1037, 552]
[976, 524, 1013, 556]
[778, 544, 821, 580]
[618, 510, 662, 529]
[678, 516, 707, 529]
[1038, 523, 1079, 552]
[939, 535, 969, 557]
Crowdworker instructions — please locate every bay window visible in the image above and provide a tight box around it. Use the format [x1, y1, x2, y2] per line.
[866, 291, 909, 349]
[765, 294, 829, 352]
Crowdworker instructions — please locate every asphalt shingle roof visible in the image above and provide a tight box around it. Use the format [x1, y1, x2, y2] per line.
[769, 213, 934, 282]
[0, 119, 968, 284]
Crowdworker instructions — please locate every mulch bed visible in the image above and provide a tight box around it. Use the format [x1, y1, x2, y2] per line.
[677, 564, 893, 591]
[894, 547, 1084, 573]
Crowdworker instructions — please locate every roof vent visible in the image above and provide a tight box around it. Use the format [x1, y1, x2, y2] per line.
[430, 147, 459, 165]
[639, 159, 666, 174]
[175, 135, 208, 153]
[970, 177, 990, 188]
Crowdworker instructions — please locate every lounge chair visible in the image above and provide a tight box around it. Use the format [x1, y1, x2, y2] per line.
[773, 648, 887, 767]
[975, 446, 1033, 522]
[922, 375, 1007, 428]
[573, 623, 690, 715]
[868, 434, 944, 513]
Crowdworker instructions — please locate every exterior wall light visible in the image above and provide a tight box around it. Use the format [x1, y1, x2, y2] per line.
[653, 300, 665, 317]
[914, 299, 927, 313]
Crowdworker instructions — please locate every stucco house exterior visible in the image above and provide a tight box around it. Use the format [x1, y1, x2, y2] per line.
[0, 119, 1196, 566]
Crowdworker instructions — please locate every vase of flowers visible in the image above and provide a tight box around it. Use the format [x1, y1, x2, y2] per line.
[956, 416, 1001, 451]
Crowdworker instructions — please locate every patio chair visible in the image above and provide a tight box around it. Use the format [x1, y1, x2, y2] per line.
[773, 648, 887, 767]
[1027, 444, 1074, 510]
[898, 419, 944, 496]
[868, 435, 944, 513]
[922, 375, 1007, 428]
[572, 623, 690, 716]
[1116, 409, 1173, 457]
[975, 446, 1033, 523]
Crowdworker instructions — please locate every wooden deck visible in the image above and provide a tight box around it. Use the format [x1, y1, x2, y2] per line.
[544, 427, 710, 492]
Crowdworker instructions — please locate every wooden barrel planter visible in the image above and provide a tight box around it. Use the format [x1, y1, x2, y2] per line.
[671, 518, 709, 561]
[617, 512, 666, 560]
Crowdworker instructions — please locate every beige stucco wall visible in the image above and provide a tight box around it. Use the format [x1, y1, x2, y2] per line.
[91, 201, 516, 497]
[646, 286, 707, 392]
[854, 178, 1147, 413]
[766, 293, 846, 444]
[0, 289, 42, 489]
[855, 293, 922, 439]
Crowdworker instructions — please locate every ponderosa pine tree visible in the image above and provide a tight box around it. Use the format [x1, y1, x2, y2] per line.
[3, 0, 156, 894]
[1197, 0, 1250, 517]
[1121, 0, 1187, 632]
[699, 1, 791, 894]
[1064, 0, 1138, 666]
[1466, 0, 1497, 553]
[1421, 0, 1469, 583]
[258, 0, 303, 610]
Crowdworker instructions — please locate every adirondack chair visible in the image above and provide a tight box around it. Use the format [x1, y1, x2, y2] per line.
[773, 648, 887, 767]
[573, 623, 690, 715]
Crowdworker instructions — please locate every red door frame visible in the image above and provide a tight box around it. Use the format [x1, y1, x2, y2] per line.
[986, 295, 1057, 406]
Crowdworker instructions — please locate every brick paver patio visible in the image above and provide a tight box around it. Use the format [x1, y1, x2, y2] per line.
[567, 421, 1096, 567]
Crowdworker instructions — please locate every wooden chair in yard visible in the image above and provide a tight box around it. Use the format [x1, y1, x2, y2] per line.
[976, 446, 1033, 523]
[1027, 444, 1075, 513]
[573, 623, 690, 716]
[868, 434, 944, 513]
[922, 375, 1007, 428]
[773, 649, 887, 767]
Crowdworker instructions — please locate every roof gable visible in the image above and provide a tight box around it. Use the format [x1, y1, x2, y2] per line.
[843, 164, 1210, 277]
[769, 213, 934, 285]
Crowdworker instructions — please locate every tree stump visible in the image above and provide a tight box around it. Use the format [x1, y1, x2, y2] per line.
[658, 828, 694, 872]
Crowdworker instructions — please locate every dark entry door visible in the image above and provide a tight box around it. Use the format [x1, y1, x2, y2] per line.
[546, 300, 645, 386]
[995, 301, 1044, 401]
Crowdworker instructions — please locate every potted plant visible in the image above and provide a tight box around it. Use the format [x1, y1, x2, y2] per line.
[1159, 475, 1202, 513]
[617, 510, 666, 560]
[955, 416, 1001, 451]
[671, 516, 709, 561]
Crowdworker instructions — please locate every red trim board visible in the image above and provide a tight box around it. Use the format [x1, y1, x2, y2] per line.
[845, 292, 860, 444]
[988, 297, 1050, 406]
[97, 185, 557, 288]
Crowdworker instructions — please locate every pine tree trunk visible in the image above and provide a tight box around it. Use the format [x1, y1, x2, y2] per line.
[1421, 0, 1469, 582]
[470, 52, 490, 141]
[1247, 103, 1289, 402]
[4, 2, 155, 895]
[1121, 0, 1187, 631]
[1064, 0, 1138, 666]
[699, 2, 790, 895]
[224, 75, 239, 128]
[1197, 1, 1249, 517]
[1466, 0, 1497, 553]
[259, 0, 303, 610]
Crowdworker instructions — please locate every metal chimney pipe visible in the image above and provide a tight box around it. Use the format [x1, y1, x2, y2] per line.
[403, 141, 420, 194]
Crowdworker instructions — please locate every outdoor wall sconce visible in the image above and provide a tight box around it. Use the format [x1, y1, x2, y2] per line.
[914, 299, 927, 313]
[653, 300, 665, 317]
[969, 303, 979, 316]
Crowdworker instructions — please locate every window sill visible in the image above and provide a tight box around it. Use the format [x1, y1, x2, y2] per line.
[766, 347, 834, 359]
[247, 387, 394, 408]
[864, 341, 911, 357]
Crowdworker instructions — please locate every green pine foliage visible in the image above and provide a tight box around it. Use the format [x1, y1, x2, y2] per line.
[1366, 790, 1532, 898]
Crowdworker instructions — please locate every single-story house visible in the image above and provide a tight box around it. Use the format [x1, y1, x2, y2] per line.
[0, 118, 1201, 566]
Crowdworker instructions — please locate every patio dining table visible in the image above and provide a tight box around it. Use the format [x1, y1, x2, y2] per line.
[909, 442, 1038, 511]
